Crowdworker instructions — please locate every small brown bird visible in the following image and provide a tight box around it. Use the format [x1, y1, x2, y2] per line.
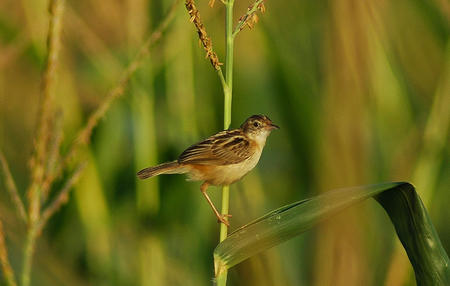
[137, 114, 279, 226]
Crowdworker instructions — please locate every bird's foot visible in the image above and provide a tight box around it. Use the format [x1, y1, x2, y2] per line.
[217, 214, 232, 227]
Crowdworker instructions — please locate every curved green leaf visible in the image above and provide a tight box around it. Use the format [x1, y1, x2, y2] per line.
[214, 182, 450, 285]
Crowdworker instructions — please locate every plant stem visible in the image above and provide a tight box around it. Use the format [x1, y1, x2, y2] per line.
[217, 1, 234, 285]
[223, 0, 233, 130]
[22, 0, 65, 285]
[0, 149, 27, 223]
[0, 220, 18, 286]
[232, 0, 264, 38]
[21, 224, 37, 286]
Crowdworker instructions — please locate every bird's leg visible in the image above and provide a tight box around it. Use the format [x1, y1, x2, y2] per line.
[200, 182, 232, 226]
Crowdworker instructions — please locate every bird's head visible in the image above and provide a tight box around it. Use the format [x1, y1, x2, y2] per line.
[241, 114, 279, 145]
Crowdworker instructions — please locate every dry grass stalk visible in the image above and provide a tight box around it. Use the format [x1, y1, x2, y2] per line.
[1, 0, 182, 285]
[185, 0, 223, 70]
[27, 0, 65, 225]
[0, 220, 17, 286]
[22, 1, 66, 285]
[0, 150, 27, 222]
[233, 0, 265, 36]
[33, 0, 181, 214]
[37, 162, 86, 234]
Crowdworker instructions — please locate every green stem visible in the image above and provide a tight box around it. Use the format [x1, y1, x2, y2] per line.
[223, 0, 233, 130]
[217, 1, 234, 285]
[21, 224, 37, 286]
[219, 186, 230, 243]
[232, 0, 264, 38]
[217, 69, 228, 94]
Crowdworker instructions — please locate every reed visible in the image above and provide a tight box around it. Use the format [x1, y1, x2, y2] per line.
[184, 1, 266, 284]
[22, 1, 65, 285]
[0, 0, 181, 285]
[1, 0, 446, 284]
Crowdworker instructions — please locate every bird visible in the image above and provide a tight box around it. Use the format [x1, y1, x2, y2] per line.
[137, 114, 279, 226]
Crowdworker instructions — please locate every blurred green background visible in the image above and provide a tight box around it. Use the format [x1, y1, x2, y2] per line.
[0, 0, 449, 285]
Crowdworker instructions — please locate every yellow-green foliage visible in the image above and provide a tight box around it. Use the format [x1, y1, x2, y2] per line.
[0, 0, 448, 285]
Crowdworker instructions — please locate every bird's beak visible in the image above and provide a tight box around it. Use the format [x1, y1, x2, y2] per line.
[268, 123, 280, 130]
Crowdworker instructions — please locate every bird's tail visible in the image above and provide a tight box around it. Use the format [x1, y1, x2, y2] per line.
[137, 161, 186, 179]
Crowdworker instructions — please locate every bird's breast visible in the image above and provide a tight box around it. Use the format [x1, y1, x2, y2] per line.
[187, 150, 263, 186]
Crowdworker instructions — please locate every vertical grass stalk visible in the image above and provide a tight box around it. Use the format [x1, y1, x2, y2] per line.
[22, 0, 65, 285]
[217, 1, 234, 285]
[21, 225, 38, 286]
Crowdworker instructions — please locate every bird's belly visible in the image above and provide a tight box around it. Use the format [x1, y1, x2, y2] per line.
[187, 153, 262, 186]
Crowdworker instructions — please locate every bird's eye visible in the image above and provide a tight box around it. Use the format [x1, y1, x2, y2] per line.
[253, 122, 260, 127]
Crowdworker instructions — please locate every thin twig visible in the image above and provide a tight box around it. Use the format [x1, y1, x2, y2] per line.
[0, 149, 27, 223]
[0, 220, 18, 286]
[233, 0, 265, 37]
[37, 163, 86, 234]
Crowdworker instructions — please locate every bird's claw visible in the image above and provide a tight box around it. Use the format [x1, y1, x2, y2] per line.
[217, 214, 232, 226]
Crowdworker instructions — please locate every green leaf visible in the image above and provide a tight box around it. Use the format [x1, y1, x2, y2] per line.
[214, 182, 450, 285]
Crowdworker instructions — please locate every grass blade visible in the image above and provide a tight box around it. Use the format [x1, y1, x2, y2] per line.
[375, 184, 450, 285]
[214, 182, 450, 285]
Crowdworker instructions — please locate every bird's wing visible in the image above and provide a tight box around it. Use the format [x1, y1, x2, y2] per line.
[178, 130, 253, 165]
